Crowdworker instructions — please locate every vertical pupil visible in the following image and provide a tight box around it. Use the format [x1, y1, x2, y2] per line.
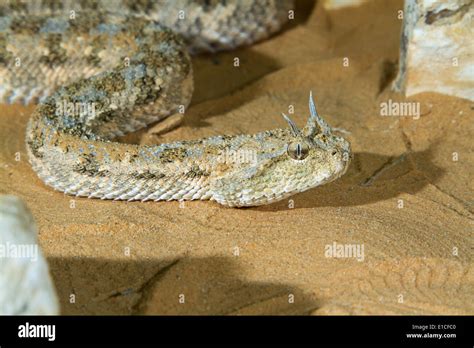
[296, 144, 302, 158]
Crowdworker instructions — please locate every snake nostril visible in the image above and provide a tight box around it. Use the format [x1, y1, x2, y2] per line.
[331, 150, 337, 156]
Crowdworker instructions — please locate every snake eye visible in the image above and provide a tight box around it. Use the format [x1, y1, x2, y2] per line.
[287, 142, 310, 160]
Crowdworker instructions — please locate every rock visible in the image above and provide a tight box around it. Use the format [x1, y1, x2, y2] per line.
[0, 195, 59, 315]
[393, 0, 474, 101]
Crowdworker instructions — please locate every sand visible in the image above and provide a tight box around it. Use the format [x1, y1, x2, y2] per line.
[0, 0, 472, 315]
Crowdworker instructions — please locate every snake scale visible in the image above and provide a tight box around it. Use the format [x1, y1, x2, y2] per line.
[1, 0, 351, 207]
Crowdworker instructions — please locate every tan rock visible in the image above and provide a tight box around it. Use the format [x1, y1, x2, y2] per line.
[0, 195, 59, 315]
[394, 0, 474, 101]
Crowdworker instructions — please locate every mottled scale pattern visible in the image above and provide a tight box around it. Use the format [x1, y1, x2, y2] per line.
[1, 0, 352, 207]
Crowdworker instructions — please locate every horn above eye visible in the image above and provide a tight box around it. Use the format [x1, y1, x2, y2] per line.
[282, 113, 302, 137]
[305, 91, 331, 137]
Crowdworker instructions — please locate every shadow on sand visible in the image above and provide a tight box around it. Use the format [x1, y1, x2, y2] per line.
[48, 255, 319, 315]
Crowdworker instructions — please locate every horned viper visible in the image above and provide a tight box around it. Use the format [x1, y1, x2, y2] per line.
[0, 0, 351, 207]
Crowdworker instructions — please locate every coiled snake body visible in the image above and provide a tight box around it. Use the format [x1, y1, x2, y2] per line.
[1, 0, 351, 207]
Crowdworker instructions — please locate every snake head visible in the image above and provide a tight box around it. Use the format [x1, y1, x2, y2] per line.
[280, 92, 352, 190]
[211, 92, 352, 207]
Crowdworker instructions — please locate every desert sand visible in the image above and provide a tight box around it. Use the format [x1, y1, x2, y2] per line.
[0, 0, 472, 315]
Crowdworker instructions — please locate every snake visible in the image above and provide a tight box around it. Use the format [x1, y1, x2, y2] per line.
[0, 0, 352, 207]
